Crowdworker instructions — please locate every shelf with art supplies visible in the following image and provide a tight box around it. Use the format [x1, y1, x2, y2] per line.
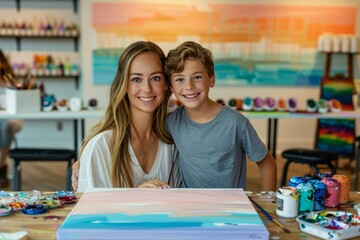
[11, 53, 80, 89]
[276, 172, 360, 239]
[41, 93, 98, 113]
[0, 17, 79, 51]
[218, 96, 344, 116]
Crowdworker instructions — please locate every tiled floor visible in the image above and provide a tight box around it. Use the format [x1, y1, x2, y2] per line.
[1, 156, 359, 192]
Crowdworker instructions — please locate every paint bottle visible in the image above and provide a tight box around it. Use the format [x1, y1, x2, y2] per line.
[317, 172, 334, 180]
[296, 182, 315, 214]
[332, 174, 350, 204]
[288, 176, 307, 188]
[276, 187, 299, 218]
[308, 180, 326, 211]
[321, 177, 340, 207]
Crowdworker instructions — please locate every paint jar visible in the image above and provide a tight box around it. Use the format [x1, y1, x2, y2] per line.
[321, 177, 340, 207]
[276, 187, 299, 218]
[288, 176, 307, 188]
[296, 182, 315, 214]
[317, 172, 334, 180]
[332, 174, 350, 204]
[303, 174, 321, 182]
[308, 180, 326, 211]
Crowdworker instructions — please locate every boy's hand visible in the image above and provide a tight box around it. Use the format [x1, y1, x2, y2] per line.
[71, 160, 80, 191]
[138, 179, 170, 189]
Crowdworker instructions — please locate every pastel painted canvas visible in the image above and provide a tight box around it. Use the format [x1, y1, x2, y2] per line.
[57, 188, 269, 240]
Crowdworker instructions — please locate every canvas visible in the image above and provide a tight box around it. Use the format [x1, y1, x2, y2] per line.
[57, 188, 269, 240]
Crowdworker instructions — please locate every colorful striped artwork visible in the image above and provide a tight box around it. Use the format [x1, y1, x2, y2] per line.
[90, 1, 357, 86]
[317, 77, 355, 157]
[57, 188, 269, 240]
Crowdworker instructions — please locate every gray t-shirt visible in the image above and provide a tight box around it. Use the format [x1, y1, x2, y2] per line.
[166, 106, 267, 189]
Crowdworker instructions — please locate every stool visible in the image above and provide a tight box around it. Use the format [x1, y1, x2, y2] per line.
[281, 148, 338, 186]
[9, 148, 76, 191]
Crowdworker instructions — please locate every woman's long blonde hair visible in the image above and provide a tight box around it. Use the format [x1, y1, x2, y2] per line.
[80, 41, 173, 187]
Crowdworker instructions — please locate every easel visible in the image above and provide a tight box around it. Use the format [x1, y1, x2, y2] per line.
[316, 52, 356, 163]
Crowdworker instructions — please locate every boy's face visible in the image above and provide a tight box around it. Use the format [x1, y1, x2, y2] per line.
[170, 59, 215, 110]
[127, 52, 167, 115]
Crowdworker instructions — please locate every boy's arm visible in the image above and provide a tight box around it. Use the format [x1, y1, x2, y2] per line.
[256, 151, 277, 191]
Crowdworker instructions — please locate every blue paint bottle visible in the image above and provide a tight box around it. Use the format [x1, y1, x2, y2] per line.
[308, 179, 326, 211]
[296, 182, 315, 214]
[288, 176, 307, 187]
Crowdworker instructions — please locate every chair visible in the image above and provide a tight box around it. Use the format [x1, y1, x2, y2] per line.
[280, 148, 338, 186]
[8, 148, 76, 191]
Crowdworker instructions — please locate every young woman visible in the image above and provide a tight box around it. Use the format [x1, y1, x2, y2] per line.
[76, 41, 180, 192]
[0, 50, 24, 187]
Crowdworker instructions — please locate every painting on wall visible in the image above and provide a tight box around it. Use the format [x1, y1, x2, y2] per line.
[57, 188, 269, 240]
[90, 1, 357, 86]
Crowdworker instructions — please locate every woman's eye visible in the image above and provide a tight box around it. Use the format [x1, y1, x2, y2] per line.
[152, 76, 161, 81]
[131, 77, 141, 82]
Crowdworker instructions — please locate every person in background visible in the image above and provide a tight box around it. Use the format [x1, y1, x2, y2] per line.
[0, 49, 24, 187]
[164, 41, 277, 191]
[75, 41, 180, 192]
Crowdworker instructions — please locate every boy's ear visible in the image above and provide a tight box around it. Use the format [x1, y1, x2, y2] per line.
[209, 75, 215, 88]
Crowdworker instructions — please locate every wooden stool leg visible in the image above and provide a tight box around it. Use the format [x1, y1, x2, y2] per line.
[12, 160, 20, 191]
[281, 160, 291, 187]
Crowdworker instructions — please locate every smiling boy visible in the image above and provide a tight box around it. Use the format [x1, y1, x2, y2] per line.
[164, 41, 277, 190]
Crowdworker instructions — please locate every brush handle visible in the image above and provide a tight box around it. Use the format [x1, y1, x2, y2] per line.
[249, 197, 290, 233]
[249, 197, 273, 220]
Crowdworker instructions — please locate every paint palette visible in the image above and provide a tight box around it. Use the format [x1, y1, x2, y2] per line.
[296, 211, 360, 239]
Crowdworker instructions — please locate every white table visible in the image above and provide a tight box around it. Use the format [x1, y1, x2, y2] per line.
[0, 109, 104, 155]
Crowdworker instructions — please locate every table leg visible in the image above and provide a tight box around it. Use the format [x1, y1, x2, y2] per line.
[267, 118, 278, 160]
[73, 119, 78, 156]
[267, 119, 272, 152]
[355, 144, 360, 191]
[272, 118, 278, 159]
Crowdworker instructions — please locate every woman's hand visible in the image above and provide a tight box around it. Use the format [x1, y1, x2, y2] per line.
[137, 179, 170, 189]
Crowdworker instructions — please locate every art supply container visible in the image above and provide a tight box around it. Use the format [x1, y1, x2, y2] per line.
[303, 174, 321, 182]
[317, 172, 334, 179]
[276, 187, 299, 218]
[321, 177, 340, 207]
[332, 174, 350, 203]
[296, 182, 315, 214]
[308, 180, 326, 211]
[288, 176, 307, 188]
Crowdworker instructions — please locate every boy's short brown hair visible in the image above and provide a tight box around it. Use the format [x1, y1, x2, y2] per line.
[165, 41, 215, 80]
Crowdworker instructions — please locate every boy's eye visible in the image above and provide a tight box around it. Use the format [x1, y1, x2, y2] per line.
[173, 77, 184, 83]
[194, 75, 202, 80]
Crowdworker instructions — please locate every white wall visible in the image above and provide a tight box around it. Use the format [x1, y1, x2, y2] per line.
[79, 0, 360, 155]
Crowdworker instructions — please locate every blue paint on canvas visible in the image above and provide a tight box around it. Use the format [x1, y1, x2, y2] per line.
[92, 49, 347, 86]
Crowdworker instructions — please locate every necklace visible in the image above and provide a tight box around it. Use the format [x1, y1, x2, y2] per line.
[132, 127, 156, 160]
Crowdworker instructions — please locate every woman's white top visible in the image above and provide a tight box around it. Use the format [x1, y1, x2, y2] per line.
[78, 130, 179, 192]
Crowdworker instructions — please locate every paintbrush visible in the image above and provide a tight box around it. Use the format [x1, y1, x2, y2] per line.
[249, 197, 290, 233]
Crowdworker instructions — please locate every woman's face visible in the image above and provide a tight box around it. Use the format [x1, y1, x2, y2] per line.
[127, 52, 167, 115]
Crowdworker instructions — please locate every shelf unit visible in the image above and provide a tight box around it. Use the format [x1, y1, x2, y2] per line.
[14, 0, 78, 13]
[0, 34, 79, 51]
[0, 0, 80, 90]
